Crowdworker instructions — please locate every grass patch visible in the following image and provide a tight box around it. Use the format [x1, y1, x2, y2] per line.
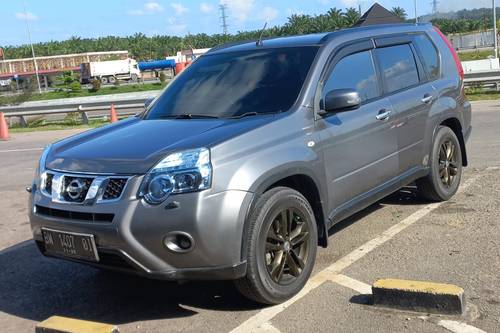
[465, 90, 500, 101]
[0, 82, 166, 106]
[9, 117, 110, 133]
[458, 49, 495, 62]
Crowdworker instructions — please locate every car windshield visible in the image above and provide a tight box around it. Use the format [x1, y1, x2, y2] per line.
[144, 46, 319, 119]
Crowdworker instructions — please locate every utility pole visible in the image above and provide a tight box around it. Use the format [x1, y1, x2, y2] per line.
[414, 0, 419, 24]
[494, 0, 498, 58]
[431, 0, 439, 15]
[23, 0, 41, 93]
[219, 4, 229, 35]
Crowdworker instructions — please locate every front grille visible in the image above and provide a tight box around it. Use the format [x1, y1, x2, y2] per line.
[41, 171, 130, 204]
[62, 176, 94, 203]
[45, 173, 53, 195]
[103, 178, 127, 200]
[35, 205, 114, 223]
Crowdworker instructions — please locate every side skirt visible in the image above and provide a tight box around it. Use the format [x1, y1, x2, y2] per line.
[327, 167, 429, 228]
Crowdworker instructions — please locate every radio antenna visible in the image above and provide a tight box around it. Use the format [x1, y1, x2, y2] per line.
[256, 22, 268, 46]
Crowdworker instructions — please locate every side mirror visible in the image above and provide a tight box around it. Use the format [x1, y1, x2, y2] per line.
[144, 97, 155, 109]
[320, 89, 361, 115]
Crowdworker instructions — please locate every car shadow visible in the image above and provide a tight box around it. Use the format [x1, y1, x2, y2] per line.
[0, 187, 429, 325]
[328, 185, 428, 236]
[0, 240, 260, 325]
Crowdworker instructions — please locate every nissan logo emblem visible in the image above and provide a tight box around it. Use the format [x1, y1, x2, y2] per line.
[66, 179, 85, 200]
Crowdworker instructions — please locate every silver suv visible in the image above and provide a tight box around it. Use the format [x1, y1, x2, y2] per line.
[29, 23, 471, 304]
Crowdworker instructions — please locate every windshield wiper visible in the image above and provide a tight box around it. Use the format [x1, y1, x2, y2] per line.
[227, 110, 281, 119]
[159, 114, 220, 119]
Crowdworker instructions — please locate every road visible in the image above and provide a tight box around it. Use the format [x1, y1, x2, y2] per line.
[0, 101, 499, 333]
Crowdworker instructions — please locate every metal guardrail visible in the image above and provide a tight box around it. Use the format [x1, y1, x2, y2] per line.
[464, 70, 500, 90]
[2, 101, 146, 127]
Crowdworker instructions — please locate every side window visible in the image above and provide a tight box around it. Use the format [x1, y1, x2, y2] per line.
[413, 34, 440, 80]
[375, 44, 420, 94]
[323, 51, 380, 103]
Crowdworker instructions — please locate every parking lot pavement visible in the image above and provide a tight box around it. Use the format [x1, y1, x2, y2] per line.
[0, 101, 499, 332]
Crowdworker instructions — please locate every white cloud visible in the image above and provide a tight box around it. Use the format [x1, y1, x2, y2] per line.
[200, 3, 215, 14]
[15, 12, 38, 21]
[145, 2, 164, 12]
[220, 0, 255, 23]
[171, 3, 189, 15]
[258, 6, 279, 22]
[127, 2, 164, 16]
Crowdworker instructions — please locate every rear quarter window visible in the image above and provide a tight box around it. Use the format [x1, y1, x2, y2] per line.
[413, 34, 440, 80]
[374, 44, 420, 94]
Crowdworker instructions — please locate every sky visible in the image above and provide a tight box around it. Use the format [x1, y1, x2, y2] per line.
[0, 0, 496, 47]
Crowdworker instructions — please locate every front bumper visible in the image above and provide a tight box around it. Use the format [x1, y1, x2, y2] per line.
[29, 175, 253, 280]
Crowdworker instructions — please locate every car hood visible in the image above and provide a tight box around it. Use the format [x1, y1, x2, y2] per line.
[46, 116, 272, 174]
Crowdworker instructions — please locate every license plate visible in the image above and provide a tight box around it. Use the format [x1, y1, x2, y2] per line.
[41, 228, 99, 262]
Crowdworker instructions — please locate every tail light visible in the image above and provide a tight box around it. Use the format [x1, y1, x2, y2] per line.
[434, 26, 464, 80]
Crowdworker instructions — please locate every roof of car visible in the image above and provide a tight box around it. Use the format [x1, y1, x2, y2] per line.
[207, 23, 432, 55]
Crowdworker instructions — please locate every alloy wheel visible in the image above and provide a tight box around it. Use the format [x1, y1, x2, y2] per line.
[264, 208, 310, 285]
[438, 139, 459, 187]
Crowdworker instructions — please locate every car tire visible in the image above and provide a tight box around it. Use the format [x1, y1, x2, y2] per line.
[100, 77, 108, 84]
[417, 126, 463, 201]
[235, 187, 318, 305]
[108, 76, 117, 84]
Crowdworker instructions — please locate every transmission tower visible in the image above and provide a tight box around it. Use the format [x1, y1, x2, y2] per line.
[220, 4, 229, 35]
[431, 0, 439, 14]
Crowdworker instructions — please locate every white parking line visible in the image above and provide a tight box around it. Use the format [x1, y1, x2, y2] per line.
[257, 323, 282, 333]
[0, 147, 43, 153]
[231, 175, 481, 333]
[329, 274, 372, 295]
[437, 320, 487, 333]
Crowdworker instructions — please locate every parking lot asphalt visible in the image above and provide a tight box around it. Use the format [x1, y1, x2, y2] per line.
[0, 101, 499, 333]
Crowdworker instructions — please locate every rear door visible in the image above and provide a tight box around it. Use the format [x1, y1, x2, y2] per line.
[315, 41, 399, 216]
[373, 38, 436, 174]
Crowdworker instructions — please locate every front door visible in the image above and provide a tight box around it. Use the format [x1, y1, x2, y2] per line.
[315, 48, 399, 218]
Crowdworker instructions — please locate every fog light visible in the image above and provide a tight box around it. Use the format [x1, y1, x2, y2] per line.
[163, 232, 195, 253]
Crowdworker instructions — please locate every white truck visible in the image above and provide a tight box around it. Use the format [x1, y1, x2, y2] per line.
[80, 58, 141, 84]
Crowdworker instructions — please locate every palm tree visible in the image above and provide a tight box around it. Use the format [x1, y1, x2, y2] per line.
[343, 7, 361, 27]
[391, 7, 407, 21]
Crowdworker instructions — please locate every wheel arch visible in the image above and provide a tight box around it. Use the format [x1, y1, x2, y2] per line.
[241, 168, 329, 265]
[439, 117, 468, 166]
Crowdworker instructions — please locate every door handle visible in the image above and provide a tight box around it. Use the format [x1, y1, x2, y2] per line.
[422, 94, 433, 104]
[376, 109, 391, 121]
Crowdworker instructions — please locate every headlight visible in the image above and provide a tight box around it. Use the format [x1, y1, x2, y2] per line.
[139, 148, 212, 205]
[34, 145, 51, 192]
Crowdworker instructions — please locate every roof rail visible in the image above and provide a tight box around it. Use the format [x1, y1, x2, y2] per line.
[318, 23, 431, 44]
[206, 39, 258, 54]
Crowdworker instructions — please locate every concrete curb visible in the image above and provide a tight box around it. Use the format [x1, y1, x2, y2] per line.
[35, 316, 119, 333]
[372, 279, 465, 315]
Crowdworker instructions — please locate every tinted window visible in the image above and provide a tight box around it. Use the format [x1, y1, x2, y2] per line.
[145, 47, 318, 119]
[323, 51, 380, 102]
[375, 44, 420, 94]
[414, 34, 440, 80]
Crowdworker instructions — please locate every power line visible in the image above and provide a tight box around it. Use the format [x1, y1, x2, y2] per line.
[219, 4, 228, 35]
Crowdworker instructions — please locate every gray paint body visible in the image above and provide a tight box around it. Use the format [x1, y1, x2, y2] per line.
[29, 23, 471, 280]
